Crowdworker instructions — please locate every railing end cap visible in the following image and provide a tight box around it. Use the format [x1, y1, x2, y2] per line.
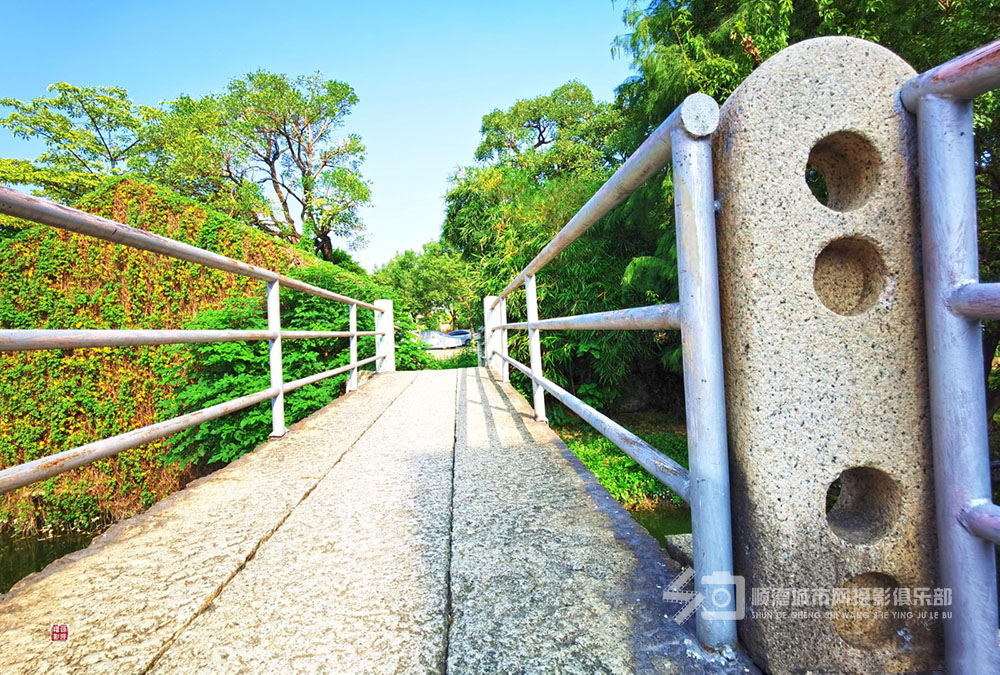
[679, 92, 720, 137]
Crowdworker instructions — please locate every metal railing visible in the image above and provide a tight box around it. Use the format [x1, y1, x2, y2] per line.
[901, 39, 1000, 674]
[0, 186, 396, 495]
[482, 92, 736, 650]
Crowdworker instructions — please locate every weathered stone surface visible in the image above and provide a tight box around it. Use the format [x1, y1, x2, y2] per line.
[713, 37, 940, 673]
[663, 534, 694, 569]
[0, 372, 418, 673]
[1, 367, 758, 672]
[151, 369, 457, 673]
[449, 368, 757, 674]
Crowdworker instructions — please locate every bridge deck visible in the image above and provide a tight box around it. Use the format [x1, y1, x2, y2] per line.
[0, 368, 753, 673]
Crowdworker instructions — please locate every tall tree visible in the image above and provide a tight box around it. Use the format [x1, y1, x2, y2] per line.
[144, 71, 372, 258]
[444, 83, 665, 411]
[0, 74, 372, 261]
[223, 71, 371, 257]
[475, 80, 624, 179]
[132, 95, 266, 226]
[0, 83, 155, 202]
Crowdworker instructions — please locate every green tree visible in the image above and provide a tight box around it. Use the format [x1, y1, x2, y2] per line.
[375, 241, 478, 329]
[475, 80, 624, 178]
[444, 83, 669, 413]
[144, 71, 371, 259]
[0, 83, 156, 202]
[0, 74, 372, 261]
[131, 95, 266, 226]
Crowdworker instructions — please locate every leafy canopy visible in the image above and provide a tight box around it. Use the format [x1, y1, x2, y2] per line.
[144, 71, 372, 258]
[475, 80, 624, 179]
[444, 81, 668, 414]
[1, 72, 372, 261]
[374, 241, 478, 329]
[0, 83, 156, 202]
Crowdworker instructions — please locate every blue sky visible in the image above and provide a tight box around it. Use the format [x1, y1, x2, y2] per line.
[0, 1, 635, 270]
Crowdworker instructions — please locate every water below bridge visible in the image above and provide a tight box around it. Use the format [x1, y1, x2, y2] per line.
[0, 368, 756, 673]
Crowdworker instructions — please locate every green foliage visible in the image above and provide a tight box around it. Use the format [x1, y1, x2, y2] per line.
[1, 72, 372, 259]
[558, 418, 688, 506]
[475, 80, 625, 177]
[384, 311, 435, 371]
[144, 71, 372, 258]
[0, 83, 156, 203]
[0, 179, 320, 534]
[374, 240, 478, 329]
[424, 348, 479, 370]
[444, 83, 671, 410]
[615, 0, 1000, 422]
[130, 94, 266, 226]
[158, 262, 384, 466]
[445, 2, 1000, 425]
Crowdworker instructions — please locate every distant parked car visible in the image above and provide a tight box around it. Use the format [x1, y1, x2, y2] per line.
[419, 330, 465, 349]
[447, 329, 473, 346]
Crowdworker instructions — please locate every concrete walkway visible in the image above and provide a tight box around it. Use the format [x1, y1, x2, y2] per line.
[0, 368, 755, 674]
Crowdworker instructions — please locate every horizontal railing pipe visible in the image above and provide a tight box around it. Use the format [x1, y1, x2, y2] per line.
[497, 352, 690, 500]
[0, 329, 278, 351]
[0, 187, 394, 495]
[282, 354, 380, 393]
[0, 186, 379, 311]
[959, 501, 1000, 546]
[902, 39, 1000, 111]
[499, 303, 681, 332]
[0, 386, 280, 495]
[948, 282, 1000, 319]
[0, 329, 389, 351]
[0, 348, 384, 493]
[491, 93, 719, 309]
[281, 330, 384, 339]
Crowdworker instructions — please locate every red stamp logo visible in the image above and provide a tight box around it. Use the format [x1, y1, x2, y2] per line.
[50, 624, 68, 641]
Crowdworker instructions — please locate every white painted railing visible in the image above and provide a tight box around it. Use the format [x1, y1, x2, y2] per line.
[0, 186, 395, 494]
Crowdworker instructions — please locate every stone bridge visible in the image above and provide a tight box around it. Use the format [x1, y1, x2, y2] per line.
[0, 368, 752, 673]
[3, 34, 1000, 675]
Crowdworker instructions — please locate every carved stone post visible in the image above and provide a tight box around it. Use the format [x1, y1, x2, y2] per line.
[713, 37, 940, 672]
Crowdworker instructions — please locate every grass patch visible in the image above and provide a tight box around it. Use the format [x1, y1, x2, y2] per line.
[423, 347, 479, 370]
[555, 411, 688, 506]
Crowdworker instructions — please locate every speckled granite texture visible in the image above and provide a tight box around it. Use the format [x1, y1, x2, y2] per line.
[0, 368, 757, 673]
[449, 368, 756, 674]
[713, 37, 941, 673]
[0, 371, 419, 673]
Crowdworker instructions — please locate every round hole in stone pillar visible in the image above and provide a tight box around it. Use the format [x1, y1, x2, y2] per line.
[826, 466, 900, 544]
[813, 237, 887, 316]
[805, 131, 881, 211]
[831, 572, 902, 649]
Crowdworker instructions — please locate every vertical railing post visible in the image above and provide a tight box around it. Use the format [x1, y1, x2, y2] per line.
[498, 296, 509, 382]
[915, 94, 1000, 673]
[483, 295, 508, 380]
[671, 128, 736, 649]
[484, 296, 499, 376]
[374, 299, 395, 373]
[347, 302, 358, 392]
[524, 274, 546, 421]
[266, 281, 286, 437]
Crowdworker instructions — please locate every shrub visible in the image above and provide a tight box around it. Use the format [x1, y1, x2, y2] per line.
[157, 262, 393, 466]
